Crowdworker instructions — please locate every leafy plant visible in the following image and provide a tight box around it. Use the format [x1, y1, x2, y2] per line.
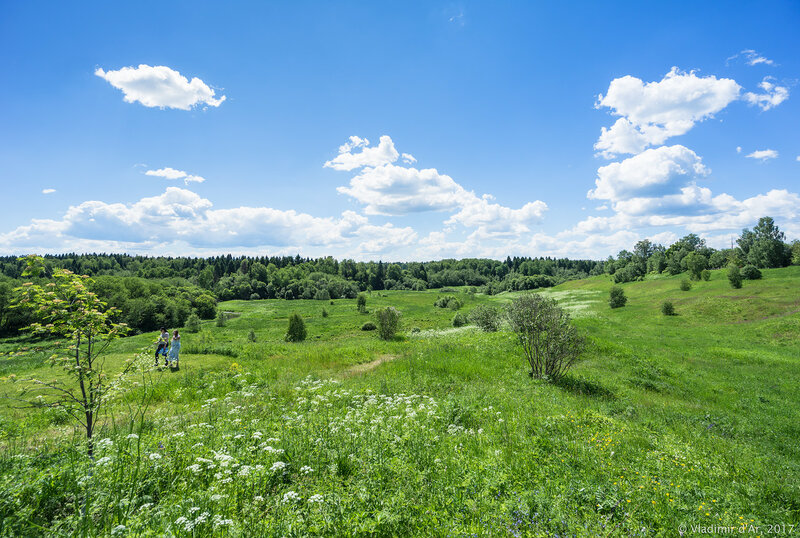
[185, 312, 202, 333]
[361, 322, 376, 331]
[505, 293, 584, 381]
[356, 294, 367, 314]
[661, 301, 676, 316]
[376, 307, 401, 340]
[741, 265, 762, 280]
[247, 329, 257, 342]
[468, 304, 501, 332]
[285, 313, 307, 342]
[727, 264, 743, 289]
[452, 312, 467, 327]
[10, 256, 132, 458]
[322, 308, 329, 318]
[434, 295, 462, 310]
[608, 286, 627, 308]
[701, 269, 711, 281]
[216, 310, 226, 327]
[679, 279, 692, 291]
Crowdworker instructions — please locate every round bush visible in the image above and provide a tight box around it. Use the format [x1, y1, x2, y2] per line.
[452, 312, 467, 327]
[661, 301, 676, 316]
[608, 286, 627, 308]
[679, 279, 692, 291]
[376, 307, 401, 340]
[701, 269, 711, 281]
[247, 329, 257, 342]
[361, 322, 376, 331]
[321, 308, 329, 318]
[185, 312, 201, 333]
[741, 265, 762, 280]
[468, 304, 501, 332]
[727, 264, 743, 289]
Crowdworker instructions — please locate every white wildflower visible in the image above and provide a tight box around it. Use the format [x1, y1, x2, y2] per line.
[148, 453, 162, 461]
[270, 461, 287, 472]
[308, 494, 324, 504]
[300, 465, 313, 475]
[282, 490, 301, 503]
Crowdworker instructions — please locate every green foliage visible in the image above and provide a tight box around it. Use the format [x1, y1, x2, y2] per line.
[452, 312, 467, 327]
[741, 265, 762, 280]
[684, 252, 708, 280]
[792, 240, 800, 265]
[185, 312, 201, 333]
[608, 285, 627, 308]
[679, 279, 692, 291]
[361, 322, 376, 331]
[375, 306, 401, 340]
[284, 313, 307, 342]
[737, 216, 792, 268]
[468, 304, 501, 332]
[661, 300, 676, 316]
[701, 269, 711, 281]
[505, 293, 584, 381]
[216, 310, 227, 327]
[356, 294, 367, 313]
[321, 308, 329, 318]
[727, 264, 743, 289]
[247, 329, 257, 342]
[314, 289, 331, 301]
[434, 295, 462, 310]
[10, 255, 131, 457]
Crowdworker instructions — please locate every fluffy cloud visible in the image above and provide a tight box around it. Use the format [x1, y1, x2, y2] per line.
[743, 78, 789, 111]
[337, 163, 473, 215]
[589, 145, 709, 202]
[95, 65, 226, 110]
[746, 149, 779, 161]
[594, 67, 741, 158]
[324, 136, 399, 171]
[330, 135, 548, 233]
[146, 167, 207, 184]
[42, 189, 56, 194]
[0, 188, 381, 253]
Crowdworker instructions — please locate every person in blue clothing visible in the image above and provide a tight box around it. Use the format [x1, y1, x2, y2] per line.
[168, 329, 181, 369]
[155, 327, 169, 366]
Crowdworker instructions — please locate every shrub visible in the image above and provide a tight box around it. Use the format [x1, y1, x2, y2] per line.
[249, 293, 260, 301]
[376, 307, 401, 340]
[434, 295, 462, 310]
[452, 312, 467, 327]
[330, 300, 335, 305]
[314, 289, 331, 301]
[727, 264, 743, 289]
[608, 286, 627, 308]
[361, 322, 376, 331]
[505, 293, 585, 381]
[701, 269, 711, 281]
[684, 252, 708, 280]
[185, 312, 201, 333]
[411, 327, 421, 334]
[322, 308, 329, 318]
[661, 301, 675, 316]
[247, 329, 257, 342]
[357, 294, 367, 313]
[741, 265, 762, 280]
[216, 311, 226, 327]
[679, 279, 691, 291]
[468, 304, 501, 332]
[285, 313, 307, 342]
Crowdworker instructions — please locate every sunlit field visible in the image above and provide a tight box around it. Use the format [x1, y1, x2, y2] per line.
[2, 268, 799, 536]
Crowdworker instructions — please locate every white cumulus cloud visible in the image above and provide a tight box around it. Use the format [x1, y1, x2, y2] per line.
[594, 67, 741, 158]
[95, 65, 226, 110]
[145, 167, 207, 184]
[745, 149, 779, 161]
[743, 78, 789, 111]
[324, 135, 399, 171]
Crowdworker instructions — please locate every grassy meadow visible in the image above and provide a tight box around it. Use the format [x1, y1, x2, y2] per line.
[1, 267, 799, 536]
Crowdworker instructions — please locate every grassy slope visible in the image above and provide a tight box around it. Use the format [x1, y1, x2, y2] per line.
[1, 269, 799, 535]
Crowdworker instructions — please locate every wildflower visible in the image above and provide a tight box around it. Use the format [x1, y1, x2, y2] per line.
[300, 465, 313, 475]
[126, 434, 139, 440]
[148, 453, 162, 461]
[186, 464, 202, 473]
[96, 456, 113, 466]
[111, 525, 127, 536]
[282, 491, 301, 503]
[308, 494, 324, 504]
[211, 494, 223, 501]
[271, 461, 287, 472]
[254, 496, 264, 503]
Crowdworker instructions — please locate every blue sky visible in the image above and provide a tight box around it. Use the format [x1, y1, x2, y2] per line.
[1, 1, 798, 260]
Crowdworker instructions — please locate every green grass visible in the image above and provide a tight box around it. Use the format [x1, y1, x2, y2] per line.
[1, 269, 799, 536]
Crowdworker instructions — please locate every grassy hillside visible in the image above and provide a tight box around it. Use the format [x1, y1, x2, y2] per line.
[1, 268, 799, 536]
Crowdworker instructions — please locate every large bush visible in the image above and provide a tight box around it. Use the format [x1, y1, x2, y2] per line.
[356, 294, 367, 313]
[452, 312, 468, 327]
[741, 265, 762, 280]
[468, 304, 501, 332]
[434, 295, 462, 310]
[679, 279, 692, 291]
[376, 307, 401, 340]
[185, 313, 201, 333]
[285, 313, 307, 342]
[661, 301, 676, 316]
[727, 264, 743, 289]
[505, 293, 584, 381]
[608, 286, 627, 308]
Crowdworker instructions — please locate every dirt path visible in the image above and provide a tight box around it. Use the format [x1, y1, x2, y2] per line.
[341, 354, 398, 377]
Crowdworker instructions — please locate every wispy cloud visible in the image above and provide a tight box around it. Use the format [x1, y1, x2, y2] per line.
[727, 49, 775, 66]
[42, 189, 56, 194]
[746, 149, 779, 161]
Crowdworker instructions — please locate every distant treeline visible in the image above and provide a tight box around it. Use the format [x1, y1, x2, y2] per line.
[603, 217, 800, 283]
[0, 254, 601, 336]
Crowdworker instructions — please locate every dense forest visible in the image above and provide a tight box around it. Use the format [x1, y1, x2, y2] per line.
[2, 216, 798, 336]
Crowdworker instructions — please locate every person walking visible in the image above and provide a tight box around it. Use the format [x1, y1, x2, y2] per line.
[155, 327, 169, 366]
[168, 329, 181, 369]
